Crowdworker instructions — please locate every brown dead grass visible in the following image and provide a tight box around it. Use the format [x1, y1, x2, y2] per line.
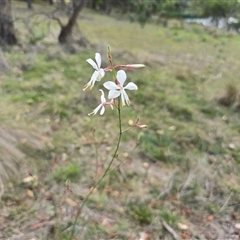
[217, 82, 239, 107]
[0, 128, 46, 197]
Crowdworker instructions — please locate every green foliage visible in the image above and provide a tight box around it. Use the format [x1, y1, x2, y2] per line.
[205, 202, 219, 214]
[166, 102, 193, 121]
[138, 131, 187, 163]
[128, 0, 161, 26]
[88, 0, 182, 26]
[200, 105, 220, 118]
[196, 0, 239, 18]
[87, 0, 240, 29]
[161, 209, 179, 226]
[129, 202, 152, 225]
[52, 162, 82, 183]
[139, 132, 168, 161]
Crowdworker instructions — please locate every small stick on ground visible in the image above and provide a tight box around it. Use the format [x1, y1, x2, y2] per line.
[157, 169, 177, 200]
[219, 191, 233, 212]
[162, 220, 179, 240]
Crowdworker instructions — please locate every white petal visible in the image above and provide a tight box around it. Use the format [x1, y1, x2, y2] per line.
[96, 70, 105, 82]
[99, 69, 105, 79]
[88, 104, 102, 116]
[93, 104, 103, 114]
[103, 81, 119, 90]
[87, 70, 99, 89]
[100, 106, 105, 115]
[95, 53, 101, 69]
[117, 70, 127, 86]
[83, 71, 99, 90]
[99, 89, 106, 103]
[124, 82, 138, 90]
[108, 89, 120, 99]
[120, 91, 125, 106]
[91, 70, 99, 81]
[86, 58, 98, 71]
[122, 89, 130, 105]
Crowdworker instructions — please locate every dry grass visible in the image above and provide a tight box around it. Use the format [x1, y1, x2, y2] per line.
[0, 128, 46, 197]
[217, 81, 239, 107]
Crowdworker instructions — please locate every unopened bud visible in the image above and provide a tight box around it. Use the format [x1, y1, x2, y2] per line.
[126, 64, 145, 69]
[107, 45, 112, 65]
[134, 124, 147, 129]
[107, 45, 111, 54]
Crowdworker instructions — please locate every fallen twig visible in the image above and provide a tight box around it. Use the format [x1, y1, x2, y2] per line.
[219, 191, 233, 212]
[162, 220, 179, 240]
[157, 169, 178, 200]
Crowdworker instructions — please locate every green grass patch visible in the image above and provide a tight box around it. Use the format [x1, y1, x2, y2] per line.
[52, 162, 82, 183]
[128, 201, 152, 225]
[161, 209, 180, 227]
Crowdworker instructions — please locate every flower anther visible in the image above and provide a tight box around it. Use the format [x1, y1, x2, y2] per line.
[103, 70, 138, 106]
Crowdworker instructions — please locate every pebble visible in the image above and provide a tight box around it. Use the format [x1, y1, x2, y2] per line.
[234, 223, 240, 229]
[229, 143, 235, 149]
[178, 223, 189, 230]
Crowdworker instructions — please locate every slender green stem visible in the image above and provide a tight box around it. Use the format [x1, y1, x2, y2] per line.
[122, 126, 133, 134]
[68, 99, 122, 240]
[93, 130, 99, 182]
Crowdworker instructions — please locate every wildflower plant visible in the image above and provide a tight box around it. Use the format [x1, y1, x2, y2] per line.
[69, 46, 146, 239]
[83, 53, 105, 90]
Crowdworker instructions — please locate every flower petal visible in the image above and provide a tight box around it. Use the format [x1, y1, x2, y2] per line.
[96, 70, 105, 82]
[99, 89, 106, 103]
[83, 71, 99, 91]
[99, 69, 105, 79]
[100, 106, 105, 115]
[124, 82, 138, 90]
[95, 53, 101, 69]
[122, 89, 130, 105]
[108, 89, 120, 99]
[103, 81, 119, 90]
[86, 58, 98, 71]
[83, 70, 99, 90]
[120, 91, 126, 106]
[88, 104, 102, 116]
[117, 70, 127, 86]
[91, 70, 99, 81]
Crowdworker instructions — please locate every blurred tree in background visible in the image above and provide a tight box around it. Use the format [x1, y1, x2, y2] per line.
[58, 0, 85, 43]
[0, 0, 17, 45]
[200, 0, 239, 19]
[1, 0, 240, 45]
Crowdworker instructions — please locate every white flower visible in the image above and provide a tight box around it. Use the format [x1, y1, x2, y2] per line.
[83, 53, 105, 91]
[88, 90, 113, 116]
[103, 70, 138, 106]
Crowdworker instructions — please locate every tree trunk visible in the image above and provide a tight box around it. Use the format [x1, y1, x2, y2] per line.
[26, 0, 32, 9]
[58, 0, 85, 44]
[99, 0, 112, 15]
[0, 0, 17, 45]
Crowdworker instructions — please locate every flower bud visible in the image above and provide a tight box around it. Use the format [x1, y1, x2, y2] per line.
[134, 124, 147, 129]
[126, 64, 145, 69]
